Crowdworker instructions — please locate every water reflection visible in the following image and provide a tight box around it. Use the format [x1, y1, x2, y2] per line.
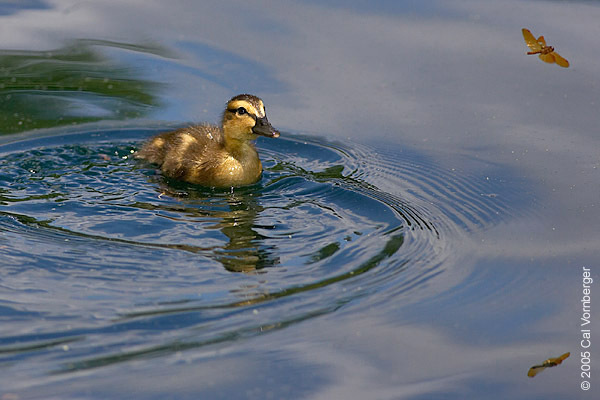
[527, 352, 570, 378]
[0, 39, 163, 133]
[0, 0, 48, 16]
[155, 183, 280, 272]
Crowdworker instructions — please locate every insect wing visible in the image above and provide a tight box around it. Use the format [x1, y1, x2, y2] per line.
[528, 365, 546, 378]
[537, 35, 547, 47]
[552, 52, 570, 68]
[554, 352, 570, 364]
[522, 28, 542, 52]
[539, 53, 556, 64]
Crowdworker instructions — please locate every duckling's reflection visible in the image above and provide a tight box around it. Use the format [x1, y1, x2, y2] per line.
[156, 180, 279, 273]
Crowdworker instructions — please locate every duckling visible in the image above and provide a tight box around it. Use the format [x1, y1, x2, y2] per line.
[136, 94, 279, 188]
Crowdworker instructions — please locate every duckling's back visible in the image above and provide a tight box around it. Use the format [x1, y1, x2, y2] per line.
[137, 124, 225, 183]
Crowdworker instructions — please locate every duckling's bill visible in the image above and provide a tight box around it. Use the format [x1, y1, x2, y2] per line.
[253, 116, 280, 138]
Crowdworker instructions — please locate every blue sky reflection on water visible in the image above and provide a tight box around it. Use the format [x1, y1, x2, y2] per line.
[0, 0, 599, 398]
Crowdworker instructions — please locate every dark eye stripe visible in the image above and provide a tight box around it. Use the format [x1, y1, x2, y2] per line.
[227, 107, 247, 114]
[226, 107, 256, 120]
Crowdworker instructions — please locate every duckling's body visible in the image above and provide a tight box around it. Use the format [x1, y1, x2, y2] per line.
[137, 94, 279, 188]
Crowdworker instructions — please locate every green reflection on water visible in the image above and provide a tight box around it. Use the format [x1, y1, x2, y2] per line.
[0, 39, 164, 134]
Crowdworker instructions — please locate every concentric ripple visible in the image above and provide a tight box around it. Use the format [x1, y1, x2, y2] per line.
[0, 126, 468, 380]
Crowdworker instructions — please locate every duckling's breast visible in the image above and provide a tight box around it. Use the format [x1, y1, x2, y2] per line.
[212, 153, 262, 186]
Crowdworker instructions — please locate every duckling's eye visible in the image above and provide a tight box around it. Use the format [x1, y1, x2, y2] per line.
[236, 107, 247, 115]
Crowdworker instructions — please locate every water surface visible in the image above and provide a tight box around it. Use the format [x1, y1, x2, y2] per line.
[0, 1, 598, 399]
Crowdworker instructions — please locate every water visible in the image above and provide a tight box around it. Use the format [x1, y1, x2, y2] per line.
[1, 1, 599, 399]
[0, 127, 441, 372]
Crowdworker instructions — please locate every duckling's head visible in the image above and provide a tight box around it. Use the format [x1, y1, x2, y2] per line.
[222, 94, 280, 142]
